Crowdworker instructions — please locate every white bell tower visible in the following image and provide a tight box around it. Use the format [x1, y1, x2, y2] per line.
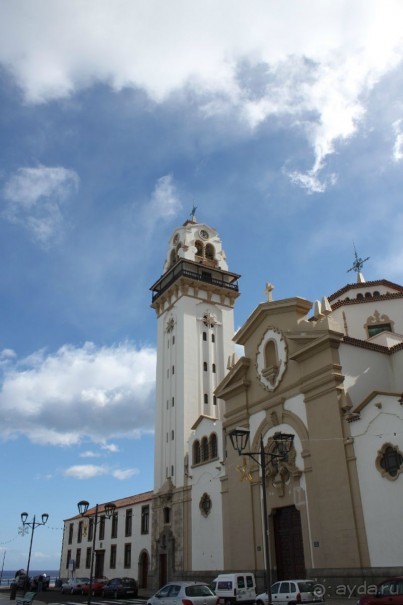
[150, 215, 240, 583]
[150, 215, 240, 493]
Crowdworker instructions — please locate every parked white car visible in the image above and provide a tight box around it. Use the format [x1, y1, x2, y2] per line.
[147, 581, 217, 605]
[256, 580, 323, 605]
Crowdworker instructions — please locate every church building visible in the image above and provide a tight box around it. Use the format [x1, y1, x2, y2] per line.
[149, 215, 403, 591]
[60, 215, 403, 593]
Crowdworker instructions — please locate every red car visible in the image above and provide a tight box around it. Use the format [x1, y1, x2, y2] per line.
[81, 578, 108, 596]
[358, 578, 403, 605]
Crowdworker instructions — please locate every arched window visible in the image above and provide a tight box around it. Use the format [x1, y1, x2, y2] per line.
[205, 243, 215, 260]
[201, 437, 209, 461]
[204, 393, 208, 404]
[264, 340, 278, 368]
[212, 363, 216, 373]
[209, 433, 218, 459]
[170, 249, 177, 266]
[203, 361, 208, 371]
[357, 293, 364, 299]
[193, 440, 201, 465]
[195, 240, 203, 257]
[163, 507, 171, 524]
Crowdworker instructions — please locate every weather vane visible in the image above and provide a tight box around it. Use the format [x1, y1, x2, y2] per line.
[190, 203, 197, 221]
[347, 244, 369, 275]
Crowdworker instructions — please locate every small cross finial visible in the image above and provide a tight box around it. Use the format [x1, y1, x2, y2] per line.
[190, 204, 197, 221]
[347, 244, 369, 277]
[265, 282, 275, 302]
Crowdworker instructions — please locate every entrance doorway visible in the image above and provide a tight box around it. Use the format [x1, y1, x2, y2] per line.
[159, 554, 167, 588]
[94, 551, 105, 578]
[273, 506, 305, 579]
[138, 551, 149, 589]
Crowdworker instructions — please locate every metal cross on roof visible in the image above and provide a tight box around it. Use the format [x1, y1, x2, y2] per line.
[190, 203, 197, 221]
[347, 244, 369, 275]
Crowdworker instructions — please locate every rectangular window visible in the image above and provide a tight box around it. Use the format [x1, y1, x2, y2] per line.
[88, 518, 94, 542]
[125, 509, 132, 537]
[172, 397, 174, 406]
[99, 516, 105, 541]
[141, 505, 150, 535]
[203, 332, 207, 341]
[212, 333, 215, 343]
[77, 521, 83, 543]
[204, 394, 208, 404]
[110, 544, 117, 569]
[85, 548, 91, 569]
[68, 523, 73, 544]
[124, 543, 131, 568]
[172, 365, 175, 374]
[66, 550, 71, 569]
[111, 513, 118, 539]
[76, 548, 81, 569]
[171, 465, 174, 476]
[171, 430, 174, 440]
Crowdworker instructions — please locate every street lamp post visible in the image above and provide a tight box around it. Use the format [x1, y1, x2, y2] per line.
[77, 500, 116, 605]
[229, 428, 294, 605]
[20, 512, 49, 585]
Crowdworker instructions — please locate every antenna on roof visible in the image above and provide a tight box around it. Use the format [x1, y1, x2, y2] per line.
[347, 243, 369, 283]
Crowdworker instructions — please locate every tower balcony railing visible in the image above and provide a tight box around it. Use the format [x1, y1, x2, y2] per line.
[151, 260, 239, 302]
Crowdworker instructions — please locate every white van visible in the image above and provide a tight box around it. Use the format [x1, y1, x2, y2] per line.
[212, 573, 256, 604]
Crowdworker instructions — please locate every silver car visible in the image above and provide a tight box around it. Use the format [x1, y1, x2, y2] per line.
[147, 581, 217, 605]
[256, 580, 323, 605]
[60, 577, 90, 594]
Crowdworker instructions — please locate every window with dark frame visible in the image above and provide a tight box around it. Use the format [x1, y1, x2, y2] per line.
[85, 547, 91, 569]
[76, 548, 81, 569]
[141, 505, 150, 535]
[111, 512, 118, 539]
[125, 509, 132, 537]
[77, 521, 83, 543]
[110, 544, 117, 569]
[68, 523, 73, 544]
[124, 543, 131, 568]
[66, 550, 71, 569]
[88, 517, 94, 542]
[99, 516, 105, 540]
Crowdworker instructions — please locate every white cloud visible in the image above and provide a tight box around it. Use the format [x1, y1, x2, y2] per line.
[64, 464, 108, 479]
[2, 166, 79, 246]
[393, 120, 403, 161]
[0, 341, 156, 446]
[64, 464, 138, 480]
[112, 468, 139, 480]
[149, 175, 182, 220]
[1, 1, 403, 190]
[80, 450, 101, 458]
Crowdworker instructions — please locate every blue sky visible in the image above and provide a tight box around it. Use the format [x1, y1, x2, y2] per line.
[1, 0, 403, 572]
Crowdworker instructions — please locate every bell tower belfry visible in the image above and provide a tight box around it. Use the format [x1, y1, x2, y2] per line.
[150, 214, 240, 584]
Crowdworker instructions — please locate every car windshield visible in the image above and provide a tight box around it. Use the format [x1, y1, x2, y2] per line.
[186, 585, 213, 597]
[297, 582, 315, 592]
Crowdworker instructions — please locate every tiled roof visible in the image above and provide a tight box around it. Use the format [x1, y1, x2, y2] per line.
[328, 279, 403, 302]
[65, 489, 154, 521]
[343, 335, 403, 355]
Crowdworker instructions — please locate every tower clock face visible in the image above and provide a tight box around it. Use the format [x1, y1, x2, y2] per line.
[199, 229, 209, 240]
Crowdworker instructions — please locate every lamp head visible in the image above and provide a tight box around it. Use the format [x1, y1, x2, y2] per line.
[229, 427, 250, 455]
[104, 502, 116, 519]
[41, 513, 49, 525]
[273, 432, 294, 457]
[77, 500, 90, 516]
[21, 512, 28, 524]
